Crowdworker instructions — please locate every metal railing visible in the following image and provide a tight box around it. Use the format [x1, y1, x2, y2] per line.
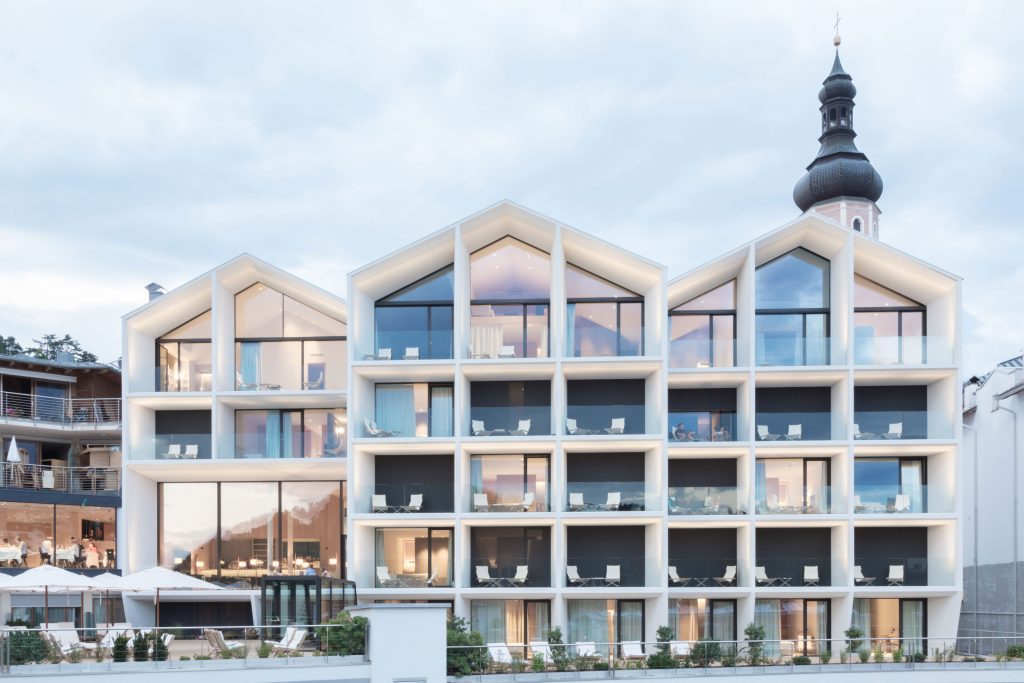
[0, 392, 120, 427]
[1, 462, 120, 495]
[446, 634, 1024, 675]
[0, 622, 369, 675]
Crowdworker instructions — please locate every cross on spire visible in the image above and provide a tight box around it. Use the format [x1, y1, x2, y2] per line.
[833, 12, 842, 46]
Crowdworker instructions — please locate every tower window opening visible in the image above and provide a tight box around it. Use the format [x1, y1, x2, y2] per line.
[829, 109, 837, 128]
[840, 107, 848, 125]
[852, 218, 863, 232]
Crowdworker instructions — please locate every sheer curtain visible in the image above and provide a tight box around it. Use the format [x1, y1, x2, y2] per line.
[240, 342, 261, 386]
[566, 304, 576, 356]
[471, 600, 507, 644]
[505, 601, 525, 646]
[619, 601, 643, 644]
[265, 411, 281, 459]
[375, 385, 415, 435]
[755, 600, 781, 657]
[671, 600, 698, 641]
[901, 600, 924, 656]
[711, 600, 735, 644]
[567, 600, 611, 656]
[470, 458, 484, 501]
[374, 530, 386, 580]
[901, 461, 924, 513]
[851, 598, 872, 643]
[755, 461, 767, 512]
[430, 386, 454, 437]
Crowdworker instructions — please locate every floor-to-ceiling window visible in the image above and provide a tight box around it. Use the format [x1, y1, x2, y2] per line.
[755, 249, 830, 366]
[470, 526, 550, 587]
[0, 501, 117, 569]
[566, 264, 643, 357]
[470, 600, 550, 648]
[235, 283, 347, 390]
[235, 408, 346, 458]
[374, 265, 454, 360]
[755, 458, 831, 513]
[669, 281, 736, 368]
[854, 457, 927, 513]
[156, 310, 212, 392]
[852, 598, 926, 656]
[470, 454, 549, 512]
[566, 599, 644, 656]
[670, 599, 736, 643]
[470, 237, 550, 359]
[372, 383, 454, 437]
[853, 275, 928, 365]
[374, 528, 452, 587]
[469, 381, 551, 436]
[754, 599, 830, 656]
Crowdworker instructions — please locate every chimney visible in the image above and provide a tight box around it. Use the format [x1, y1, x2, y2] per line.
[145, 283, 166, 301]
[55, 351, 75, 365]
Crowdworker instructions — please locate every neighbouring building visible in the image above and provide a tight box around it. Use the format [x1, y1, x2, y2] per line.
[118, 45, 963, 652]
[0, 353, 122, 625]
[961, 354, 1024, 647]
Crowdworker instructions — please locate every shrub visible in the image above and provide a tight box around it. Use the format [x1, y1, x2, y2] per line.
[690, 639, 722, 667]
[316, 611, 368, 656]
[547, 627, 570, 671]
[132, 632, 149, 662]
[258, 642, 272, 659]
[873, 646, 885, 663]
[819, 650, 832, 664]
[857, 647, 871, 663]
[510, 655, 526, 672]
[844, 626, 864, 654]
[593, 660, 609, 670]
[892, 648, 904, 663]
[646, 625, 677, 669]
[194, 654, 212, 661]
[446, 615, 487, 676]
[1006, 644, 1024, 659]
[744, 622, 767, 666]
[792, 655, 811, 665]
[112, 633, 130, 662]
[531, 653, 545, 672]
[720, 651, 737, 667]
[152, 634, 169, 662]
[6, 621, 51, 665]
[179, 655, 191, 661]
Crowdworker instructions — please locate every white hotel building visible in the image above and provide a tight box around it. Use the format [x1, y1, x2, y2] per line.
[120, 49, 963, 650]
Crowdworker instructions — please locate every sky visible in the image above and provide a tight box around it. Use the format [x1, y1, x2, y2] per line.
[0, 1, 1020, 375]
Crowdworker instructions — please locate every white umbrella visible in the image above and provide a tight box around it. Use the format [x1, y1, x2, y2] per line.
[89, 572, 124, 626]
[119, 567, 222, 627]
[2, 564, 97, 628]
[5, 436, 19, 462]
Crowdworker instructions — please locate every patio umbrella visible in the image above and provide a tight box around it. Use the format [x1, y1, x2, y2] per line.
[88, 572, 124, 626]
[118, 567, 222, 627]
[5, 436, 19, 486]
[2, 564, 97, 628]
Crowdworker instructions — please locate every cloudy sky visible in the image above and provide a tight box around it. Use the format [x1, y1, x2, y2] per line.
[0, 1, 1020, 374]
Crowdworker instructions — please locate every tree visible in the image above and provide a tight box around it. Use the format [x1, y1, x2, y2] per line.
[646, 625, 677, 669]
[0, 335, 24, 356]
[25, 334, 98, 363]
[447, 615, 487, 675]
[744, 622, 766, 665]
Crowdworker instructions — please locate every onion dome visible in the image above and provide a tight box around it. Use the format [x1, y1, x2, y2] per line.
[793, 51, 883, 212]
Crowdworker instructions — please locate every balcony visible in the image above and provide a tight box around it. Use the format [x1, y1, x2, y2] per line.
[469, 380, 551, 437]
[470, 453, 548, 512]
[755, 335, 831, 367]
[853, 484, 950, 514]
[669, 411, 737, 442]
[755, 412, 833, 441]
[755, 486, 832, 514]
[363, 483, 453, 514]
[854, 334, 953, 366]
[134, 434, 212, 460]
[667, 557, 740, 587]
[471, 557, 550, 588]
[668, 486, 743, 515]
[566, 379, 645, 436]
[852, 557, 953, 587]
[374, 527, 452, 588]
[853, 410, 951, 440]
[234, 340, 346, 391]
[565, 481, 654, 512]
[564, 557, 651, 588]
[1, 463, 120, 496]
[756, 527, 833, 586]
[0, 392, 120, 427]
[470, 527, 550, 588]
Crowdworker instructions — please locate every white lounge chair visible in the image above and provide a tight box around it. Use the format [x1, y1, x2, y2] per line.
[854, 565, 875, 585]
[471, 419, 493, 436]
[512, 565, 529, 586]
[364, 418, 398, 437]
[757, 425, 780, 441]
[473, 493, 490, 512]
[567, 565, 587, 586]
[605, 417, 625, 435]
[204, 629, 245, 656]
[574, 641, 597, 657]
[853, 423, 866, 439]
[668, 566, 688, 586]
[377, 566, 399, 587]
[605, 564, 621, 587]
[568, 492, 586, 511]
[303, 370, 324, 390]
[497, 345, 517, 359]
[183, 444, 199, 459]
[161, 444, 181, 459]
[488, 642, 513, 664]
[670, 641, 691, 658]
[520, 492, 535, 512]
[511, 419, 531, 436]
[477, 565, 501, 587]
[887, 564, 905, 585]
[715, 565, 737, 586]
[530, 641, 553, 664]
[372, 494, 389, 513]
[401, 494, 423, 513]
[371, 348, 392, 361]
[755, 566, 778, 586]
[264, 626, 307, 656]
[894, 493, 911, 512]
[621, 641, 645, 660]
[403, 347, 420, 360]
[786, 424, 802, 440]
[49, 627, 98, 656]
[884, 422, 903, 439]
[853, 494, 863, 512]
[599, 491, 621, 511]
[804, 565, 820, 586]
[566, 418, 585, 435]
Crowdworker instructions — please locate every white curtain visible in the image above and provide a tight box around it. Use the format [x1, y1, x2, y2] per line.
[711, 601, 735, 644]
[754, 600, 781, 657]
[430, 386, 454, 437]
[471, 600, 508, 644]
[375, 384, 415, 435]
[567, 600, 611, 656]
[851, 598, 872, 642]
[902, 600, 924, 655]
[565, 303, 576, 356]
[901, 461, 924, 512]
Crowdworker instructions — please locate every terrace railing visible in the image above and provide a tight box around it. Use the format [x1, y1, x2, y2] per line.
[1, 463, 120, 496]
[0, 391, 121, 427]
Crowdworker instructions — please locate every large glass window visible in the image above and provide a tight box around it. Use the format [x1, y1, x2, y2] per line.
[372, 383, 454, 437]
[374, 265, 454, 360]
[566, 379, 645, 435]
[471, 600, 550, 648]
[157, 311, 212, 392]
[470, 526, 550, 587]
[159, 481, 345, 581]
[668, 388, 737, 442]
[755, 599, 830, 656]
[235, 283, 346, 390]
[755, 458, 831, 514]
[470, 454, 549, 512]
[470, 237, 550, 358]
[854, 276, 927, 365]
[670, 281, 736, 368]
[56, 505, 116, 569]
[852, 598, 926, 656]
[566, 599, 644, 657]
[756, 386, 832, 441]
[469, 381, 550, 436]
[854, 458, 927, 513]
[670, 599, 736, 643]
[235, 408, 346, 458]
[755, 249, 830, 366]
[0, 502, 117, 569]
[566, 265, 643, 357]
[374, 528, 452, 587]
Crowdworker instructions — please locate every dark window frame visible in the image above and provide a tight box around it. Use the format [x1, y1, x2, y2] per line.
[374, 382, 455, 437]
[566, 263, 645, 357]
[374, 264, 455, 360]
[755, 249, 831, 366]
[854, 275, 928, 364]
[234, 407, 346, 458]
[669, 281, 737, 368]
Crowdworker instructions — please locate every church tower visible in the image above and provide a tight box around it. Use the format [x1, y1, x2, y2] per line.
[793, 36, 884, 238]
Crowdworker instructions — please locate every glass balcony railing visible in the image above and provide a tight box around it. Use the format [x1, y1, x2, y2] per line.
[135, 434, 212, 460]
[755, 335, 831, 367]
[755, 412, 835, 441]
[669, 411, 737, 442]
[853, 485, 951, 514]
[668, 486, 744, 515]
[853, 335, 953, 366]
[668, 338, 737, 369]
[235, 340, 347, 391]
[469, 558, 551, 588]
[853, 410, 952, 440]
[563, 557, 652, 587]
[375, 563, 452, 588]
[667, 557, 740, 586]
[755, 487, 833, 514]
[363, 483, 454, 513]
[468, 408, 550, 437]
[470, 488, 549, 513]
[754, 558, 833, 587]
[852, 557, 954, 587]
[565, 482, 656, 512]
